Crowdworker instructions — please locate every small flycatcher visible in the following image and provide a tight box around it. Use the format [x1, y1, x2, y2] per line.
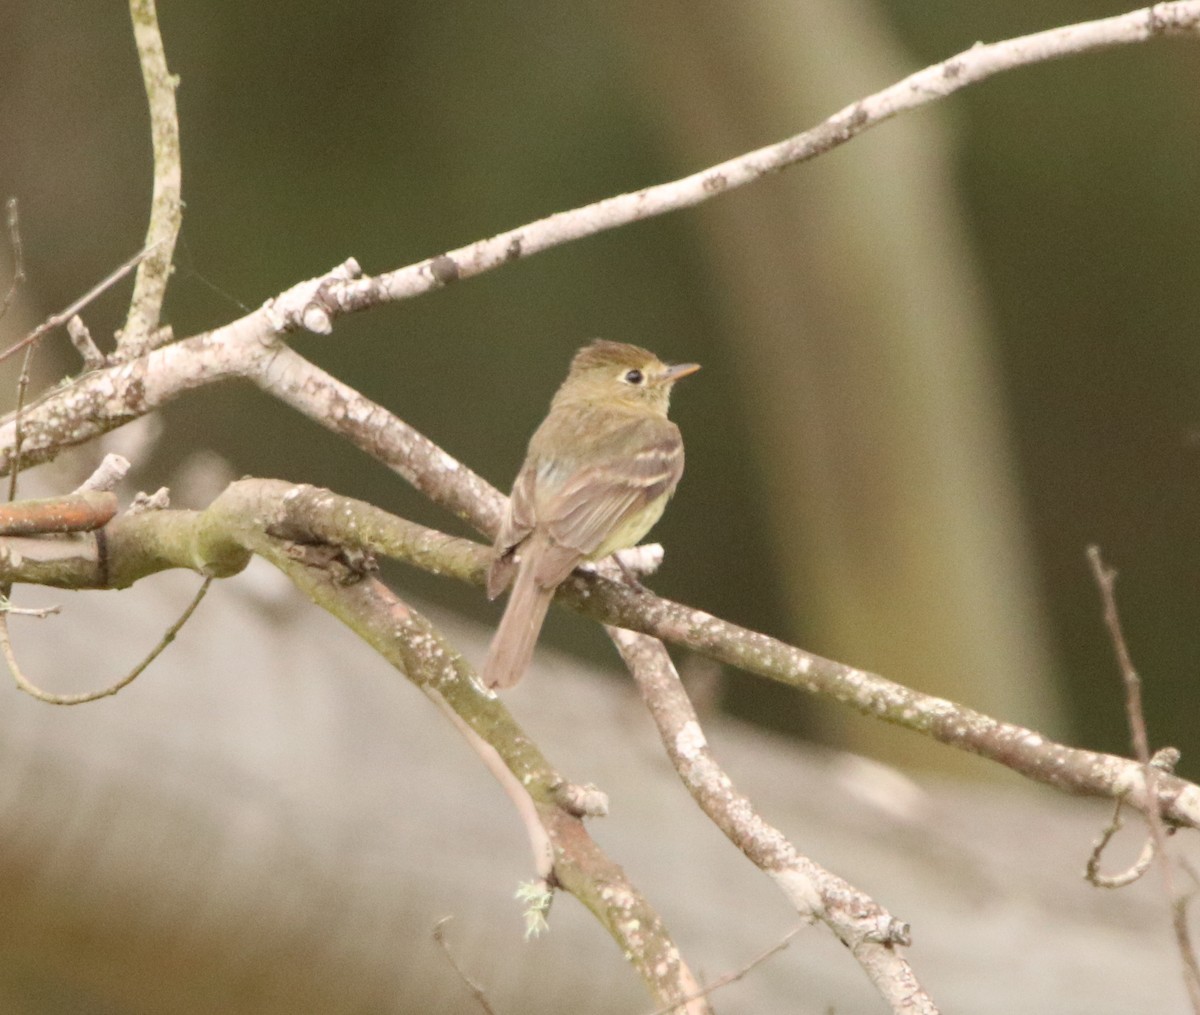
[482, 340, 699, 690]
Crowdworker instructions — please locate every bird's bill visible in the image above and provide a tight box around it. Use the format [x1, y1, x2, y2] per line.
[659, 362, 701, 384]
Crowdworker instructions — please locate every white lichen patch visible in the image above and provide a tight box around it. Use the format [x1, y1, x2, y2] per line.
[344, 400, 377, 426]
[768, 866, 823, 918]
[1112, 765, 1140, 796]
[688, 609, 711, 630]
[674, 720, 707, 760]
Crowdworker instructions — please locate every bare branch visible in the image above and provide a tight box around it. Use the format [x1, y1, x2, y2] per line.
[55, 478, 705, 1008]
[16, 480, 1198, 832]
[73, 453, 132, 494]
[5, 7, 1200, 1002]
[643, 927, 802, 1015]
[288, 1, 1200, 315]
[1087, 546, 1200, 1010]
[0, 599, 59, 619]
[0, 196, 26, 322]
[3, 575, 211, 705]
[230, 514, 709, 1012]
[0, 492, 117, 535]
[611, 630, 932, 1014]
[432, 918, 498, 1015]
[119, 0, 181, 359]
[0, 242, 160, 365]
[1086, 797, 1157, 889]
[6, 4, 1200, 483]
[250, 337, 504, 535]
[427, 689, 557, 883]
[19, 479, 1183, 837]
[66, 315, 105, 371]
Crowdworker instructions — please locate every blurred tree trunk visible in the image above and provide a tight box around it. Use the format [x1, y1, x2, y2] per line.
[609, 0, 1063, 770]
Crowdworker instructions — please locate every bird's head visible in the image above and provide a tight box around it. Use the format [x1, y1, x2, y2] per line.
[553, 340, 700, 415]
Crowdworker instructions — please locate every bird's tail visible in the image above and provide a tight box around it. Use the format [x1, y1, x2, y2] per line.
[481, 560, 554, 690]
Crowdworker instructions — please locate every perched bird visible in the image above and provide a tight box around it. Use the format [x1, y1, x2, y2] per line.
[482, 340, 699, 690]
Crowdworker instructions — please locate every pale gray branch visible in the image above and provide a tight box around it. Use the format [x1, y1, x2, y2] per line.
[611, 629, 933, 1014]
[118, 0, 181, 359]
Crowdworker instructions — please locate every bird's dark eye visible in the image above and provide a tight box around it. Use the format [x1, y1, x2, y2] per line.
[623, 368, 645, 385]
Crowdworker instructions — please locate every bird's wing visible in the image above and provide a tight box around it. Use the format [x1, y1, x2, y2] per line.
[533, 417, 684, 584]
[486, 465, 539, 599]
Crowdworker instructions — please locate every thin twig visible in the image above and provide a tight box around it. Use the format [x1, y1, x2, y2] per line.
[66, 315, 105, 370]
[0, 599, 60, 619]
[425, 689, 556, 884]
[4, 575, 212, 704]
[7, 344, 35, 502]
[644, 927, 803, 1015]
[1, 199, 38, 681]
[73, 453, 132, 494]
[119, 0, 181, 359]
[1085, 797, 1157, 888]
[1087, 547, 1154, 764]
[0, 242, 162, 365]
[0, 196, 26, 322]
[1087, 545, 1200, 1012]
[432, 918, 499, 1015]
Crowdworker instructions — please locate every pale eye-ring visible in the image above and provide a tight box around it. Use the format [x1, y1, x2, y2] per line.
[623, 368, 645, 385]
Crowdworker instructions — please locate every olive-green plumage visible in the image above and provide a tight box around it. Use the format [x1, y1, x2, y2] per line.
[482, 340, 699, 690]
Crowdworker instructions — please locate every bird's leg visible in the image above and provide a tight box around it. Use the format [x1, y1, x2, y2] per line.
[609, 543, 665, 591]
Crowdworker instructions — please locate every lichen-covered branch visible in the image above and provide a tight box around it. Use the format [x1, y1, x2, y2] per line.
[320, 1, 1200, 312]
[214, 481, 712, 1012]
[11, 480, 1198, 834]
[193, 483, 1200, 831]
[610, 629, 934, 1015]
[9, 4, 1200, 473]
[119, 0, 181, 359]
[0, 477, 708, 1010]
[0, 261, 504, 538]
[6, 4, 1200, 1004]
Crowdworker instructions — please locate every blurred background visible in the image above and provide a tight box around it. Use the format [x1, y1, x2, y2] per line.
[0, 2, 1198, 1012]
[2, 2, 1199, 766]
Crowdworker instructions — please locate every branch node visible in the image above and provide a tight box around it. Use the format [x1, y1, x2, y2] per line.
[74, 453, 132, 494]
[262, 259, 363, 335]
[871, 916, 913, 948]
[1152, 746, 1182, 774]
[128, 487, 170, 513]
[0, 596, 60, 619]
[66, 315, 106, 370]
[554, 781, 609, 818]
